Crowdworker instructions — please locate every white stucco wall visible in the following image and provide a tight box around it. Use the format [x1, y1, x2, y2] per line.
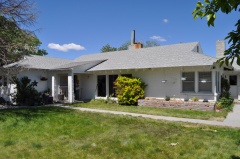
[0, 70, 14, 102]
[90, 65, 222, 101]
[222, 70, 240, 99]
[18, 69, 49, 92]
[0, 63, 225, 103]
[78, 74, 96, 100]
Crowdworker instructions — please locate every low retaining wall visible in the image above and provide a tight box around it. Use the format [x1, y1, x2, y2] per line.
[138, 99, 215, 111]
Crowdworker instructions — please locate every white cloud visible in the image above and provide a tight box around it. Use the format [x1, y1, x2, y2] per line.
[48, 43, 86, 52]
[150, 36, 167, 42]
[163, 19, 168, 23]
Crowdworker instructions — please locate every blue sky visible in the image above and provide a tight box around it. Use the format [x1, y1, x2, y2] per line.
[34, 0, 238, 60]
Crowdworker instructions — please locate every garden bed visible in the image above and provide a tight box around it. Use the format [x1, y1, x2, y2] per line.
[138, 99, 215, 111]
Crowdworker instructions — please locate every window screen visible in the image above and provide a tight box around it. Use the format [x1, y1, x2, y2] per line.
[199, 72, 212, 92]
[97, 75, 106, 97]
[109, 75, 118, 97]
[182, 72, 194, 92]
[229, 75, 237, 85]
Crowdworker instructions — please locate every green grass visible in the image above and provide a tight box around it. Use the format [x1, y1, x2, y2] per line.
[71, 100, 228, 121]
[0, 107, 239, 159]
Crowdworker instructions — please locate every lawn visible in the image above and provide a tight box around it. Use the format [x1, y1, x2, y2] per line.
[71, 100, 228, 121]
[0, 107, 239, 159]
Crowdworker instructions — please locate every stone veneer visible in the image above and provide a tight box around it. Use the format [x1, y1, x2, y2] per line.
[138, 99, 215, 111]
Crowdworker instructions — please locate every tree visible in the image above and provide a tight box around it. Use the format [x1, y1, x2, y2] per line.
[117, 40, 160, 51]
[0, 0, 47, 66]
[117, 41, 131, 51]
[192, 0, 240, 66]
[11, 76, 40, 106]
[101, 40, 161, 53]
[101, 44, 117, 53]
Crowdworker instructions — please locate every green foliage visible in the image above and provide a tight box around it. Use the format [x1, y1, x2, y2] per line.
[216, 97, 234, 111]
[114, 76, 147, 105]
[0, 10, 47, 66]
[220, 76, 231, 98]
[217, 76, 234, 111]
[101, 40, 160, 52]
[191, 96, 199, 102]
[164, 96, 170, 101]
[101, 44, 117, 53]
[0, 107, 238, 158]
[90, 97, 117, 104]
[72, 101, 228, 120]
[192, 0, 240, 66]
[12, 76, 40, 106]
[117, 41, 131, 51]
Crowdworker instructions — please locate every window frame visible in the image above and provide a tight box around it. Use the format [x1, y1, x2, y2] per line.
[109, 75, 118, 97]
[229, 75, 237, 86]
[182, 72, 195, 92]
[198, 72, 212, 92]
[97, 75, 106, 97]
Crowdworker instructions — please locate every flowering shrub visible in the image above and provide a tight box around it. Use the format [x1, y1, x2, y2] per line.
[114, 76, 147, 105]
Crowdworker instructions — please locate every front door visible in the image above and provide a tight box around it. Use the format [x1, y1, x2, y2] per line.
[229, 75, 238, 98]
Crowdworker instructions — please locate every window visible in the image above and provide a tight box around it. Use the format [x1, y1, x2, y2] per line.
[109, 75, 118, 97]
[97, 75, 106, 97]
[0, 76, 7, 87]
[182, 72, 195, 92]
[229, 75, 237, 85]
[199, 72, 212, 92]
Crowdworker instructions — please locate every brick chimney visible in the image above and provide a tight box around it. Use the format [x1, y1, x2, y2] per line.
[216, 40, 225, 58]
[128, 30, 143, 50]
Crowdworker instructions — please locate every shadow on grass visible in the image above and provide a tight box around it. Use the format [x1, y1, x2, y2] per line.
[0, 107, 74, 122]
[231, 155, 240, 159]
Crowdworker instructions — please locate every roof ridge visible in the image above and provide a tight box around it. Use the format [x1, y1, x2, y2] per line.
[75, 41, 199, 60]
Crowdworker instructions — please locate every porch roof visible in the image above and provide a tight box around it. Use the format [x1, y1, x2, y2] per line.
[4, 55, 72, 70]
[50, 60, 106, 70]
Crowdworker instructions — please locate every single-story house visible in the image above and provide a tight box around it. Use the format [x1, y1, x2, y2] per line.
[1, 31, 239, 103]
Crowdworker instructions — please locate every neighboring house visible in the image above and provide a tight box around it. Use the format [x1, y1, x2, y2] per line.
[1, 32, 237, 104]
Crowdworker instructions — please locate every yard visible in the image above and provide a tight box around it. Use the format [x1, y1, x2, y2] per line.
[0, 107, 239, 159]
[71, 100, 228, 121]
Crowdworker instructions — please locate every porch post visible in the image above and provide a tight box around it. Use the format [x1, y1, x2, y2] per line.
[106, 75, 109, 97]
[212, 71, 217, 101]
[238, 75, 240, 100]
[52, 74, 56, 100]
[194, 71, 198, 93]
[68, 71, 74, 103]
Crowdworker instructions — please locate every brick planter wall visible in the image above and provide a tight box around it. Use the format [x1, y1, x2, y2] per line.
[138, 99, 215, 111]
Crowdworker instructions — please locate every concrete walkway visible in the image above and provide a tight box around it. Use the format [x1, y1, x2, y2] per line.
[1, 104, 239, 128]
[63, 104, 240, 128]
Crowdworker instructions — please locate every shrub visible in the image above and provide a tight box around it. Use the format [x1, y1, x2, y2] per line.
[216, 97, 234, 111]
[164, 96, 170, 101]
[191, 96, 199, 102]
[220, 76, 231, 98]
[12, 76, 40, 106]
[114, 76, 147, 105]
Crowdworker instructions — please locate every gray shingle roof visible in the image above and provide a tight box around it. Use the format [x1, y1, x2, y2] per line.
[4, 55, 73, 70]
[75, 42, 217, 72]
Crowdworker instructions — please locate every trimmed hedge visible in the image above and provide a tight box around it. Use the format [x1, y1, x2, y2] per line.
[114, 76, 147, 105]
